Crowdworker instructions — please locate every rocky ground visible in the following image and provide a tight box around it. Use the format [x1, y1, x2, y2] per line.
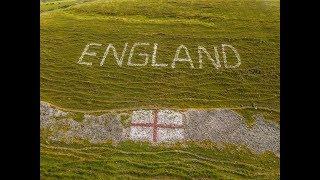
[184, 109, 279, 157]
[40, 102, 123, 143]
[40, 101, 280, 157]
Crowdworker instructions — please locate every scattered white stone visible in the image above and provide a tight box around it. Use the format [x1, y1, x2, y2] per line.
[158, 110, 183, 125]
[129, 109, 184, 142]
[131, 110, 153, 123]
[78, 43, 241, 69]
[40, 101, 280, 156]
[158, 128, 184, 142]
[130, 126, 153, 141]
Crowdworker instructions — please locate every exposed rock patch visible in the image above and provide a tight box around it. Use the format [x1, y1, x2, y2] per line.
[184, 109, 280, 156]
[40, 102, 123, 143]
[40, 102, 280, 157]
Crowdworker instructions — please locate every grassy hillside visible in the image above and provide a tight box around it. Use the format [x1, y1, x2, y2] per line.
[40, 1, 280, 179]
[40, 0, 279, 123]
[41, 140, 279, 179]
[40, 0, 77, 13]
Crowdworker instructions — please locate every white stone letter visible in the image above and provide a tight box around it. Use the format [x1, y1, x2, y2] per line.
[127, 42, 150, 66]
[171, 45, 194, 69]
[198, 46, 221, 69]
[100, 43, 128, 67]
[78, 43, 102, 66]
[222, 44, 241, 68]
[151, 43, 167, 67]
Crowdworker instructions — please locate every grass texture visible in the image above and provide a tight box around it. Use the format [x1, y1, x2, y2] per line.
[40, 140, 279, 179]
[40, 1, 280, 179]
[40, 0, 279, 122]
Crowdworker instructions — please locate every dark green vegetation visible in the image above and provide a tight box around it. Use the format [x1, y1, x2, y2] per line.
[41, 140, 279, 179]
[40, 0, 279, 123]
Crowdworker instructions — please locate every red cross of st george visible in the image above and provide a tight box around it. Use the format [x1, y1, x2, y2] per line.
[130, 110, 184, 142]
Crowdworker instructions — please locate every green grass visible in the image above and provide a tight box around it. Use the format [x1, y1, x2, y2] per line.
[66, 112, 85, 122]
[40, 1, 280, 178]
[40, 140, 279, 179]
[40, 0, 279, 123]
[40, 0, 78, 13]
[119, 112, 132, 127]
